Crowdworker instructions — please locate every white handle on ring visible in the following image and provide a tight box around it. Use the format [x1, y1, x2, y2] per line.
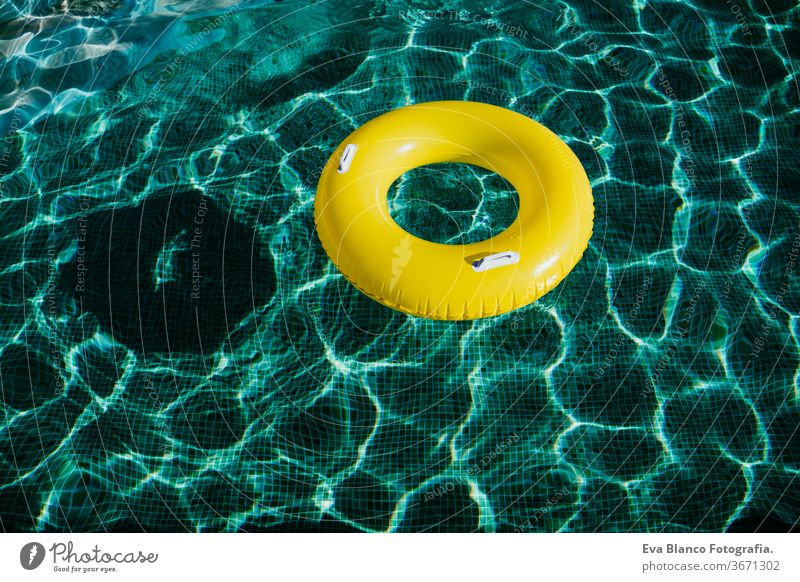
[337, 144, 358, 173]
[472, 251, 520, 272]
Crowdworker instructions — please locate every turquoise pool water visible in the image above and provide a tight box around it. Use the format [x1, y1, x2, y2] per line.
[0, 0, 798, 532]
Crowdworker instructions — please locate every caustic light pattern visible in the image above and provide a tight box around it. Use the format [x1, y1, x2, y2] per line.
[0, 0, 798, 532]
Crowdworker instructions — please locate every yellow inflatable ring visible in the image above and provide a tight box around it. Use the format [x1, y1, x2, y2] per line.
[314, 101, 593, 320]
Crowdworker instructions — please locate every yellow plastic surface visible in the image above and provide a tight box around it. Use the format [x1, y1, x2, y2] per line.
[314, 101, 594, 320]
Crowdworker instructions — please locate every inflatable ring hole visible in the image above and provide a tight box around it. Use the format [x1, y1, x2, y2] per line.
[387, 162, 520, 245]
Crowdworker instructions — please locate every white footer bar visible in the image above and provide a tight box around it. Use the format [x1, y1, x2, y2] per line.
[0, 533, 796, 581]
